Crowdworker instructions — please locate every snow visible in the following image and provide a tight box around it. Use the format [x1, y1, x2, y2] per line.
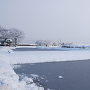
[0, 46, 90, 90]
[16, 46, 36, 48]
[8, 50, 90, 64]
[37, 45, 90, 50]
[0, 47, 44, 90]
[58, 76, 63, 79]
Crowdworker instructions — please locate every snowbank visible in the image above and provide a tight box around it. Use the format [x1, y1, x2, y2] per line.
[36, 46, 90, 51]
[0, 47, 44, 90]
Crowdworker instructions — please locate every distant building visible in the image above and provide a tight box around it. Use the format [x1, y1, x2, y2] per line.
[0, 38, 12, 46]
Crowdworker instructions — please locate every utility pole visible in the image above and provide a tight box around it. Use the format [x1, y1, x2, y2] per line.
[15, 35, 19, 46]
[15, 38, 17, 46]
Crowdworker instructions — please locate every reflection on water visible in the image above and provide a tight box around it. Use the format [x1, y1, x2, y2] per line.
[13, 60, 90, 90]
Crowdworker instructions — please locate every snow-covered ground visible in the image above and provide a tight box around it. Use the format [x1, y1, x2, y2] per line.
[0, 47, 44, 90]
[0, 59, 44, 90]
[8, 46, 90, 64]
[8, 50, 90, 64]
[1, 46, 90, 90]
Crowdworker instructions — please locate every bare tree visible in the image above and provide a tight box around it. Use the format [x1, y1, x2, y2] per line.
[0, 26, 25, 46]
[0, 26, 9, 39]
[8, 28, 25, 45]
[35, 40, 53, 46]
[35, 40, 45, 46]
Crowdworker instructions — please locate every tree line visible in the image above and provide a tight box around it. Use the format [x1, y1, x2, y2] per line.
[0, 26, 25, 46]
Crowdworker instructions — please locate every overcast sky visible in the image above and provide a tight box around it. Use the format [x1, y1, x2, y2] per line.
[0, 0, 90, 44]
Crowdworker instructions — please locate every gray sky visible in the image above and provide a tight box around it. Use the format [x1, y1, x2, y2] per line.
[0, 0, 90, 44]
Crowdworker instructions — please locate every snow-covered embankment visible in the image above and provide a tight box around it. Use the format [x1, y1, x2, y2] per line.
[0, 47, 44, 90]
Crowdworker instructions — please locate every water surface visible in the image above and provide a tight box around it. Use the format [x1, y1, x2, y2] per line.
[13, 60, 90, 90]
